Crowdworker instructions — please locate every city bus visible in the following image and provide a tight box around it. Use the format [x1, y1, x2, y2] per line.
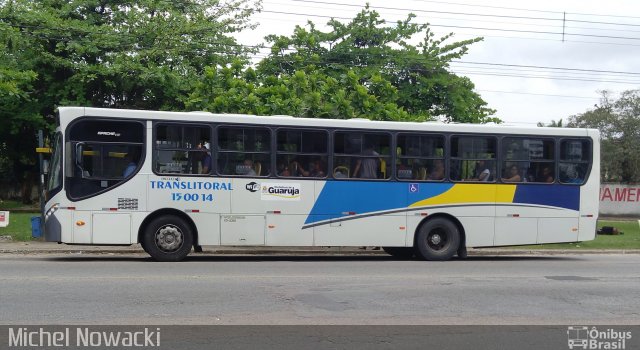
[42, 107, 600, 261]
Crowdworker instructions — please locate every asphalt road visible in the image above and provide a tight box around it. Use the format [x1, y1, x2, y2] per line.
[1, 253, 638, 325]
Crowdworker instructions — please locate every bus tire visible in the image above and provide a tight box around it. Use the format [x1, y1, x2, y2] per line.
[415, 217, 460, 261]
[382, 247, 415, 259]
[143, 215, 193, 262]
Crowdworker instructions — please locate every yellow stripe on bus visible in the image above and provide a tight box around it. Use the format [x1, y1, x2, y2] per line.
[409, 184, 517, 207]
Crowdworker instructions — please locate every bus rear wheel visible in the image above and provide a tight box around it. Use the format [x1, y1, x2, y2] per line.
[382, 247, 415, 259]
[143, 215, 193, 262]
[415, 218, 460, 261]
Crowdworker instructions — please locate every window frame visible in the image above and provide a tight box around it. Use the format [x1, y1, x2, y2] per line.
[331, 129, 394, 181]
[215, 124, 272, 178]
[395, 132, 446, 182]
[152, 122, 213, 177]
[449, 134, 498, 183]
[499, 136, 556, 184]
[275, 127, 329, 179]
[558, 137, 593, 185]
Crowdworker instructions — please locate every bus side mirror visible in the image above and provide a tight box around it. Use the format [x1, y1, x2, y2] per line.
[74, 142, 89, 178]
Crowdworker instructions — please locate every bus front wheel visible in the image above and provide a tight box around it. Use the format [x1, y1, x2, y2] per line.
[143, 215, 193, 262]
[415, 218, 460, 261]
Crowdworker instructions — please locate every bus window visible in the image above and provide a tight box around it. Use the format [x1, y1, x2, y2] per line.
[154, 124, 211, 175]
[217, 126, 270, 177]
[450, 136, 496, 182]
[276, 129, 328, 178]
[333, 131, 390, 180]
[77, 143, 143, 179]
[396, 134, 444, 181]
[502, 138, 554, 183]
[559, 139, 590, 184]
[67, 119, 145, 199]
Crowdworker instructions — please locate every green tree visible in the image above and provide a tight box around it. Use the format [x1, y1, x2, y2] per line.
[185, 60, 413, 120]
[0, 13, 39, 200]
[568, 90, 640, 183]
[256, 6, 497, 123]
[0, 0, 260, 202]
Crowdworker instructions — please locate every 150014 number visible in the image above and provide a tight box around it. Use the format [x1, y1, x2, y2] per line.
[171, 193, 214, 202]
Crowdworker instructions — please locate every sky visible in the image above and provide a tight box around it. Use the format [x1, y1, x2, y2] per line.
[235, 0, 640, 125]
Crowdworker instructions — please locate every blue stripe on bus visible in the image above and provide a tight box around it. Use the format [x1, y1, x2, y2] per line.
[304, 181, 453, 224]
[304, 182, 581, 226]
[513, 184, 580, 212]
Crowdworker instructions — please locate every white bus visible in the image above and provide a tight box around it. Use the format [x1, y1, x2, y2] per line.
[43, 107, 600, 261]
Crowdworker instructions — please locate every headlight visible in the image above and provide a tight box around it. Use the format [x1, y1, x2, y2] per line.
[45, 203, 59, 221]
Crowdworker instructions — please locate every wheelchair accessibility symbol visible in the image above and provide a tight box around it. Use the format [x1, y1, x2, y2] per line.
[409, 183, 419, 193]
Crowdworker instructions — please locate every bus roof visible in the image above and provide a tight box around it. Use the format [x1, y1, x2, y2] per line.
[57, 106, 596, 137]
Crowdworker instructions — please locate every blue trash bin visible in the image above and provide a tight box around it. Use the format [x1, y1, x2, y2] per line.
[31, 216, 42, 238]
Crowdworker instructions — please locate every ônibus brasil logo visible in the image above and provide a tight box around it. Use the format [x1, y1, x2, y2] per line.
[567, 326, 632, 349]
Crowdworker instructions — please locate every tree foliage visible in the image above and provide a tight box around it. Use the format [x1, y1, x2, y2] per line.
[188, 6, 497, 123]
[1, 2, 500, 202]
[0, 0, 260, 201]
[568, 90, 640, 183]
[186, 60, 414, 121]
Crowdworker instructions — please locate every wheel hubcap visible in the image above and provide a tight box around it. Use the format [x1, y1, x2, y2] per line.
[155, 224, 184, 252]
[427, 228, 448, 251]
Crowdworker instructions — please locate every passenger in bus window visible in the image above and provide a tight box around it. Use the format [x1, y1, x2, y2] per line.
[236, 159, 256, 176]
[353, 143, 379, 179]
[428, 159, 445, 180]
[502, 164, 522, 182]
[278, 162, 291, 176]
[292, 159, 325, 178]
[563, 165, 583, 184]
[474, 159, 491, 182]
[189, 145, 203, 174]
[307, 159, 326, 177]
[201, 142, 212, 174]
[396, 161, 412, 179]
[287, 159, 302, 177]
[465, 160, 490, 181]
[537, 166, 554, 183]
[123, 148, 140, 177]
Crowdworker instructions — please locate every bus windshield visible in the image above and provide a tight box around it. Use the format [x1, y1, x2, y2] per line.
[66, 119, 145, 200]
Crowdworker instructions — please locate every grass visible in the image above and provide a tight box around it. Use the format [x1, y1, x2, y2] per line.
[0, 199, 38, 210]
[0, 212, 638, 248]
[0, 212, 38, 241]
[519, 220, 640, 250]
